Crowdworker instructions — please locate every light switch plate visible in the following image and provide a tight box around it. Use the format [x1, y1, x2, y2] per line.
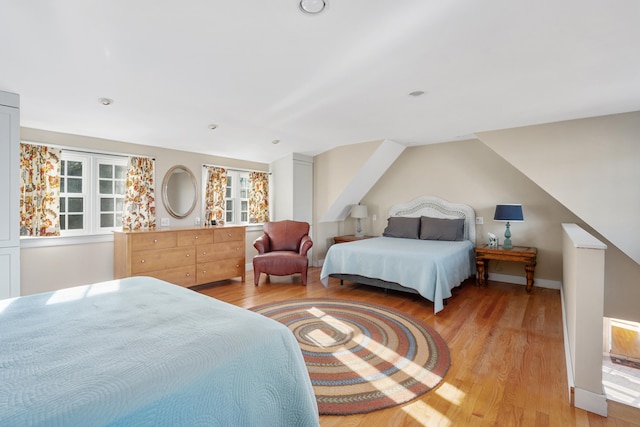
[161, 218, 170, 227]
[476, 217, 484, 225]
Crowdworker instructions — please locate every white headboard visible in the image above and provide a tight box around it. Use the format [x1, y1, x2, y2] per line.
[388, 195, 477, 243]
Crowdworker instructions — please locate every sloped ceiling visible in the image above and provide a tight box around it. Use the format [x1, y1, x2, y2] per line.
[1, 1, 639, 163]
[477, 111, 640, 265]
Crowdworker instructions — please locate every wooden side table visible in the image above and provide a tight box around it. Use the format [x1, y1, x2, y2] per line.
[475, 245, 537, 293]
[333, 235, 374, 244]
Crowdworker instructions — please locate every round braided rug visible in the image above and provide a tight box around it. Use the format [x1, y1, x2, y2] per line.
[250, 298, 450, 415]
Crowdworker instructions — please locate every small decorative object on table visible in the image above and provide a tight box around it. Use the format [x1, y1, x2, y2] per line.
[487, 232, 498, 248]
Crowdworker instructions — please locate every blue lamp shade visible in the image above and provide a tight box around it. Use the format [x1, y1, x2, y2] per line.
[493, 204, 524, 249]
[493, 204, 524, 222]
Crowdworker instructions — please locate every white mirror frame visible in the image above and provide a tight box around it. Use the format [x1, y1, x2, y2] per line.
[162, 165, 197, 219]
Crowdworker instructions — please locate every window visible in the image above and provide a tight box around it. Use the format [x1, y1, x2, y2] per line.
[224, 170, 250, 224]
[60, 151, 127, 236]
[203, 166, 269, 226]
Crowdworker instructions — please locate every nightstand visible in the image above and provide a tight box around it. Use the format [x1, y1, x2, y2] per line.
[475, 245, 537, 293]
[333, 235, 374, 244]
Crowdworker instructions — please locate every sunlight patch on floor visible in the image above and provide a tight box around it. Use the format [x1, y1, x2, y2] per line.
[402, 399, 451, 426]
[435, 382, 466, 405]
[308, 306, 445, 404]
[603, 356, 640, 409]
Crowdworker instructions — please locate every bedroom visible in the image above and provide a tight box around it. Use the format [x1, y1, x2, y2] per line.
[2, 0, 640, 424]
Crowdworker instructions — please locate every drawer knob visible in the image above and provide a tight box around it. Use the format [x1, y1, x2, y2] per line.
[202, 251, 207, 255]
[195, 236, 199, 239]
[228, 233, 232, 237]
[186, 273, 190, 277]
[140, 259, 145, 263]
[154, 239, 158, 243]
[186, 253, 190, 257]
[203, 270, 207, 274]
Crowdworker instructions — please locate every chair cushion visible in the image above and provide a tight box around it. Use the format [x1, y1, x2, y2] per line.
[253, 251, 308, 276]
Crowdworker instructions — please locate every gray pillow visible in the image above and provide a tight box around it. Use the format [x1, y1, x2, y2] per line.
[419, 216, 465, 241]
[382, 217, 421, 239]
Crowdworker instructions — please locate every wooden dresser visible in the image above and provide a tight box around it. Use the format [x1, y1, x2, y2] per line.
[113, 226, 245, 287]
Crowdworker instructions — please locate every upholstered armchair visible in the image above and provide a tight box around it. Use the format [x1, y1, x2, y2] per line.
[252, 220, 313, 286]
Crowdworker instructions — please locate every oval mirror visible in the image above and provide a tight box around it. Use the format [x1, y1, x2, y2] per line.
[162, 165, 197, 218]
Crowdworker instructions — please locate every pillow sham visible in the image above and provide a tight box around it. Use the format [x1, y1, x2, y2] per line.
[419, 216, 465, 241]
[382, 216, 421, 239]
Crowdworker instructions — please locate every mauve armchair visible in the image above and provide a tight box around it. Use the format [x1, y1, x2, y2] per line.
[252, 220, 313, 286]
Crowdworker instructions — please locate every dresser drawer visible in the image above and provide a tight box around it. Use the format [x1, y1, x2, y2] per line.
[132, 247, 195, 274]
[131, 232, 177, 251]
[177, 229, 213, 247]
[197, 258, 244, 284]
[213, 227, 244, 243]
[135, 266, 196, 288]
[197, 241, 243, 263]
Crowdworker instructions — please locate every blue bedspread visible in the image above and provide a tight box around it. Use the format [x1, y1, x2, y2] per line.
[0, 277, 319, 427]
[320, 237, 475, 313]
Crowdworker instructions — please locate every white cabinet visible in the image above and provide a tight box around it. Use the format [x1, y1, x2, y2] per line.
[270, 153, 313, 223]
[0, 91, 20, 299]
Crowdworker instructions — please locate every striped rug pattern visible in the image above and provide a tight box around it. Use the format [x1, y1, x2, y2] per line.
[250, 298, 450, 415]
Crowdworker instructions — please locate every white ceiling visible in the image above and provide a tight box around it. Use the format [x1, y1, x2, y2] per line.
[2, 0, 639, 164]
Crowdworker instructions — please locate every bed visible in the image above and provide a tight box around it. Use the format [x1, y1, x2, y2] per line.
[0, 276, 319, 427]
[320, 195, 476, 313]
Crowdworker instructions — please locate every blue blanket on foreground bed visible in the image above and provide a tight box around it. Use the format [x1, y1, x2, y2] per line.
[320, 236, 475, 313]
[0, 277, 319, 427]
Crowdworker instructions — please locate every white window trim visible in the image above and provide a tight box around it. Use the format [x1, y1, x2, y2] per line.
[202, 166, 268, 227]
[20, 143, 131, 243]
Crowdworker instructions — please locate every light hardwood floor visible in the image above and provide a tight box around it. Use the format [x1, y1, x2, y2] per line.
[195, 267, 639, 427]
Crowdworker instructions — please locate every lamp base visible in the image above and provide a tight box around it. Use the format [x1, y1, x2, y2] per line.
[503, 222, 513, 249]
[355, 218, 364, 238]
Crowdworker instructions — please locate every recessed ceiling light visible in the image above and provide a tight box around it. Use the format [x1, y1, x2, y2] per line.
[208, 124, 218, 130]
[299, 0, 326, 14]
[408, 91, 425, 97]
[272, 139, 280, 145]
[98, 97, 114, 106]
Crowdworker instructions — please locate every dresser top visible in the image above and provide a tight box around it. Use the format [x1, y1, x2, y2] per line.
[114, 225, 243, 234]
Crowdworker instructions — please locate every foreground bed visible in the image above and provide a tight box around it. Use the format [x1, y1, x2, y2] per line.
[0, 277, 319, 426]
[321, 195, 476, 313]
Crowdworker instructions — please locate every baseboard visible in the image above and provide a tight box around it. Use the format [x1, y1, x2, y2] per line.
[575, 387, 608, 417]
[487, 272, 561, 290]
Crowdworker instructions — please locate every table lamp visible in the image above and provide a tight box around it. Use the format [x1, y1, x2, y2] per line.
[351, 204, 368, 238]
[493, 204, 524, 249]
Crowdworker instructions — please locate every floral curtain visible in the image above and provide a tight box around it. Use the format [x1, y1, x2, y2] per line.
[19, 143, 61, 236]
[249, 171, 269, 223]
[204, 166, 227, 223]
[122, 157, 156, 230]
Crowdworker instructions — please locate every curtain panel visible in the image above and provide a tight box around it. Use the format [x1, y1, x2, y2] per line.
[122, 157, 156, 230]
[249, 171, 269, 223]
[204, 166, 227, 223]
[19, 143, 61, 236]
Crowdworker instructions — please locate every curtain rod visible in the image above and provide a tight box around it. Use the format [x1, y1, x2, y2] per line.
[22, 140, 155, 160]
[202, 163, 268, 174]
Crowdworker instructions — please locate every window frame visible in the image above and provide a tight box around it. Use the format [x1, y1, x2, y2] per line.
[202, 166, 266, 227]
[58, 151, 128, 237]
[224, 169, 250, 225]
